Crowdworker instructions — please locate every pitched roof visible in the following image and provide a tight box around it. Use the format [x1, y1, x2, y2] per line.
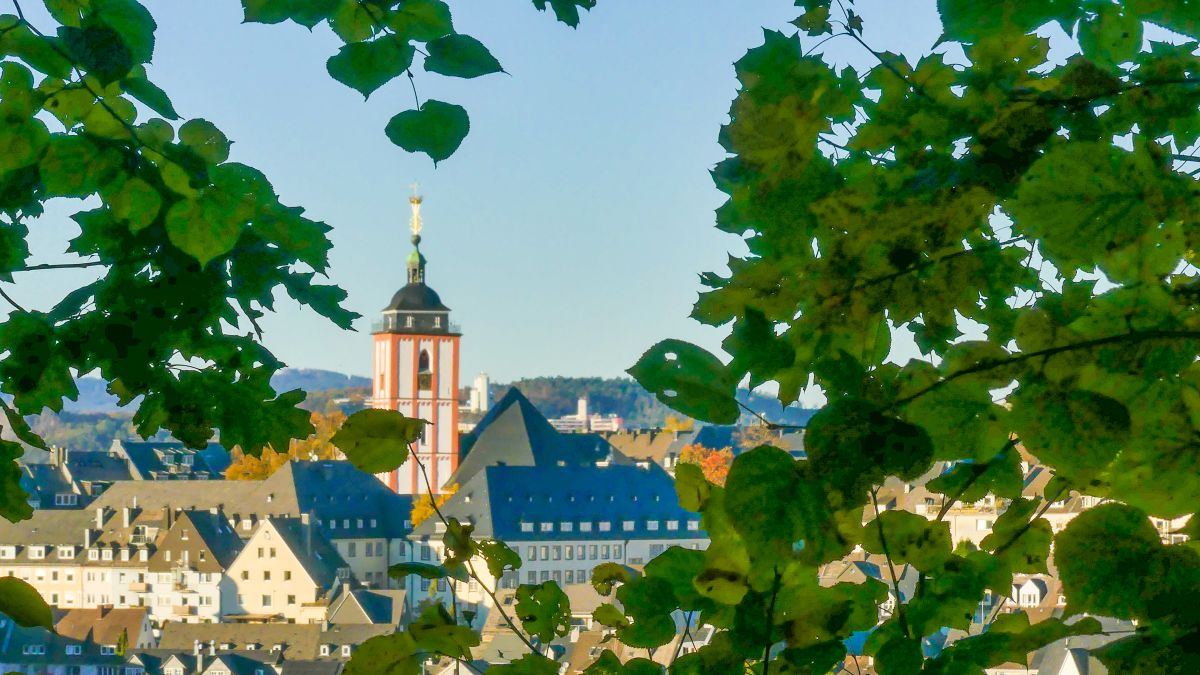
[451, 388, 618, 486]
[55, 607, 150, 646]
[111, 440, 230, 480]
[159, 623, 322, 660]
[327, 586, 406, 625]
[149, 509, 243, 572]
[265, 517, 348, 590]
[416, 462, 703, 541]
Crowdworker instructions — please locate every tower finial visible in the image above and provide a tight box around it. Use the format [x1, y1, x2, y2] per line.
[409, 183, 423, 237]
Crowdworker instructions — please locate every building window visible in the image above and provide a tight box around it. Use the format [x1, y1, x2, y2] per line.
[540, 522, 553, 533]
[262, 595, 272, 607]
[589, 545, 598, 559]
[320, 645, 330, 656]
[241, 571, 249, 581]
[977, 519, 991, 531]
[526, 546, 536, 561]
[520, 522, 533, 533]
[560, 522, 573, 532]
[601, 545, 610, 560]
[342, 645, 353, 657]
[647, 520, 660, 531]
[348, 542, 357, 557]
[565, 546, 574, 560]
[552, 546, 562, 560]
[666, 520, 679, 531]
[418, 350, 432, 391]
[287, 595, 296, 605]
[599, 521, 611, 532]
[100, 645, 116, 656]
[540, 546, 549, 560]
[284, 571, 292, 581]
[686, 520, 700, 531]
[66, 645, 82, 656]
[622, 520, 635, 531]
[263, 571, 271, 581]
[613, 545, 622, 558]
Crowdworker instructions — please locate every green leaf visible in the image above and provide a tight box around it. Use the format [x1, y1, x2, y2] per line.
[515, 581, 571, 643]
[330, 408, 425, 473]
[164, 193, 245, 267]
[627, 339, 739, 424]
[724, 445, 802, 567]
[0, 577, 51, 628]
[108, 176, 162, 232]
[673, 462, 712, 512]
[344, 631, 420, 675]
[592, 561, 636, 595]
[926, 444, 1024, 504]
[90, 0, 156, 63]
[384, 99, 470, 164]
[1078, 5, 1143, 68]
[326, 35, 415, 98]
[792, 6, 832, 36]
[979, 498, 1052, 574]
[0, 439, 33, 523]
[387, 561, 453, 580]
[3, 25, 74, 78]
[592, 602, 629, 628]
[477, 539, 522, 578]
[241, 0, 338, 28]
[408, 603, 480, 659]
[121, 76, 179, 119]
[387, 0, 452, 41]
[490, 654, 562, 675]
[531, 0, 596, 28]
[1010, 380, 1129, 485]
[423, 34, 503, 79]
[862, 509, 952, 572]
[937, 0, 1081, 42]
[328, 0, 378, 42]
[40, 134, 121, 198]
[45, 0, 90, 28]
[178, 118, 231, 165]
[1056, 502, 1180, 621]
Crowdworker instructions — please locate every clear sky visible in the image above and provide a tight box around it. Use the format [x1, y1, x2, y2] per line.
[17, 1, 946, 385]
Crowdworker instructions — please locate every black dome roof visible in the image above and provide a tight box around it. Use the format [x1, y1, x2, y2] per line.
[384, 283, 451, 312]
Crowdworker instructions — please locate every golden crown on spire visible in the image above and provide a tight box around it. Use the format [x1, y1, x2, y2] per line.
[408, 183, 423, 236]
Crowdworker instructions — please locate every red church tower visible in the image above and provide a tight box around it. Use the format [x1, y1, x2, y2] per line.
[371, 194, 460, 495]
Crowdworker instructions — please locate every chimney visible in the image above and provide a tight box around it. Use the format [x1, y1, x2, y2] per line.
[301, 513, 312, 557]
[193, 640, 201, 656]
[166, 505, 174, 530]
[131, 495, 137, 509]
[84, 528, 92, 548]
[95, 506, 105, 529]
[208, 639, 215, 656]
[122, 507, 131, 529]
[577, 397, 588, 419]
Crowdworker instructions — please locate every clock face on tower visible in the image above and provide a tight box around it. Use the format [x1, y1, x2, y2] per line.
[370, 195, 460, 496]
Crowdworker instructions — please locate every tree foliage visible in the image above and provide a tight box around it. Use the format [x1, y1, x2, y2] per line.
[677, 443, 732, 486]
[410, 482, 457, 528]
[225, 410, 346, 480]
[623, 0, 1200, 671]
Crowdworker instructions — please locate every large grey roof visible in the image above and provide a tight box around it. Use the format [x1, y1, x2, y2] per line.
[112, 440, 230, 479]
[451, 388, 619, 487]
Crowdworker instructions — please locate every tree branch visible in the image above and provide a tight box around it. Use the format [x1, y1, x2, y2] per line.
[870, 488, 912, 639]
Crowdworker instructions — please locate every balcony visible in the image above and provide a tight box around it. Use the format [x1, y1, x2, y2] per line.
[128, 582, 148, 593]
[172, 605, 196, 616]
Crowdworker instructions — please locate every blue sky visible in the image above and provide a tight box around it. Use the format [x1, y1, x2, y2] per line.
[18, 1, 946, 385]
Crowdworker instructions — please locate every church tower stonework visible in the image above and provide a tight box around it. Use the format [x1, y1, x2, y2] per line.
[371, 194, 460, 495]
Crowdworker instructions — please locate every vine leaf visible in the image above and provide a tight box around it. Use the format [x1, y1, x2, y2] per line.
[385, 100, 470, 165]
[387, 0, 453, 41]
[1, 439, 33, 523]
[330, 408, 426, 473]
[627, 339, 739, 424]
[0, 577, 53, 628]
[326, 35, 415, 98]
[515, 581, 572, 643]
[531, 0, 596, 28]
[424, 34, 504, 79]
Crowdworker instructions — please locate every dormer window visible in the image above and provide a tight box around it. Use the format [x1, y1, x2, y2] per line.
[433, 316, 441, 328]
[405, 315, 414, 328]
[320, 645, 331, 657]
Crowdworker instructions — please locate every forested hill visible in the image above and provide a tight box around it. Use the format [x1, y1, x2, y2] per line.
[492, 376, 816, 428]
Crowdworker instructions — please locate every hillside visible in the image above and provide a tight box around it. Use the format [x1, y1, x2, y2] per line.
[491, 376, 816, 428]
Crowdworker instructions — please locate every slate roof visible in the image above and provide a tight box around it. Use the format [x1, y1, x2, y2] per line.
[65, 450, 134, 486]
[148, 509, 243, 573]
[159, 623, 322, 660]
[384, 282, 450, 312]
[111, 439, 230, 479]
[327, 586, 406, 625]
[451, 388, 620, 487]
[88, 460, 413, 541]
[18, 462, 76, 509]
[415, 462, 703, 541]
[268, 517, 349, 590]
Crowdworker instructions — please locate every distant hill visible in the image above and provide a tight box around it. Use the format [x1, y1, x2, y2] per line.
[491, 376, 817, 429]
[270, 368, 370, 393]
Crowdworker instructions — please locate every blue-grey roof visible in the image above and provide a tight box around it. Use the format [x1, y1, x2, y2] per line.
[451, 388, 619, 486]
[112, 440, 230, 479]
[416, 463, 703, 541]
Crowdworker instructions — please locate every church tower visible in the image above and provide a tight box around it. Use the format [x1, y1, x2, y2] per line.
[371, 193, 460, 495]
